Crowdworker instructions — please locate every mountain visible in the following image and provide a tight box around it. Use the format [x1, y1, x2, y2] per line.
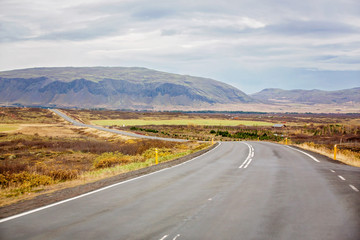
[251, 88, 360, 105]
[0, 67, 255, 109]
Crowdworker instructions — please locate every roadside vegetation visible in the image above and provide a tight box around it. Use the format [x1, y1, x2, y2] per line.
[288, 124, 360, 167]
[0, 107, 62, 124]
[0, 131, 208, 206]
[62, 109, 360, 167]
[91, 119, 274, 127]
[1, 107, 359, 206]
[0, 107, 210, 206]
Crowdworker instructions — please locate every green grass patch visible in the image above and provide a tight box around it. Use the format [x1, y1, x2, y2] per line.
[91, 118, 274, 127]
[0, 124, 19, 132]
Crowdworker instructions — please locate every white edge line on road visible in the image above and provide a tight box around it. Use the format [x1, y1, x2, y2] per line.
[0, 143, 222, 223]
[285, 146, 320, 163]
[173, 234, 181, 240]
[349, 185, 359, 192]
[330, 169, 335, 173]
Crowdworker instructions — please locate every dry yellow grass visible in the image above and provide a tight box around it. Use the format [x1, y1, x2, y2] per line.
[15, 124, 82, 137]
[0, 124, 19, 132]
[80, 127, 134, 140]
[296, 142, 360, 167]
[3, 123, 133, 141]
[0, 141, 210, 207]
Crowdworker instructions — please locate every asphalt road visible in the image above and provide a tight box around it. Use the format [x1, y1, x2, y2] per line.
[1, 141, 359, 240]
[50, 109, 186, 142]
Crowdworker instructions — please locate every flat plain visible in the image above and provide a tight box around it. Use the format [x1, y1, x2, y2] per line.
[91, 118, 275, 127]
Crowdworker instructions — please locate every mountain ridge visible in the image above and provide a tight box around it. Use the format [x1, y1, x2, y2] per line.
[251, 87, 360, 105]
[0, 67, 359, 111]
[0, 67, 255, 109]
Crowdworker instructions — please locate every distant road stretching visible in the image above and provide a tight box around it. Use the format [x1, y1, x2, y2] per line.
[50, 109, 186, 142]
[1, 140, 359, 239]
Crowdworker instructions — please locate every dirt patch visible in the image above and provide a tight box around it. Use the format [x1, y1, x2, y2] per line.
[0, 143, 218, 219]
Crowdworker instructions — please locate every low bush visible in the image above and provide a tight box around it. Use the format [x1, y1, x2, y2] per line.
[93, 152, 132, 169]
[142, 148, 173, 159]
[0, 172, 53, 191]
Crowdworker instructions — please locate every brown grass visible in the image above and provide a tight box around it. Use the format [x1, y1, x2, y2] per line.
[0, 128, 208, 206]
[0, 107, 63, 124]
[296, 142, 360, 167]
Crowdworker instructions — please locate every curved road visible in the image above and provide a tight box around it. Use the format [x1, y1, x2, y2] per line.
[50, 109, 186, 142]
[1, 141, 359, 239]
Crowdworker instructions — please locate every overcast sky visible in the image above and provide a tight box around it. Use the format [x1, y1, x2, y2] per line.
[0, 0, 359, 93]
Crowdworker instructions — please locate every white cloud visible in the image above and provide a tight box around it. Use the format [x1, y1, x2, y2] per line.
[0, 0, 359, 92]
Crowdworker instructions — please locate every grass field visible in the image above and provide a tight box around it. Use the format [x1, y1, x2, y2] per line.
[91, 119, 274, 127]
[0, 124, 19, 132]
[0, 107, 62, 124]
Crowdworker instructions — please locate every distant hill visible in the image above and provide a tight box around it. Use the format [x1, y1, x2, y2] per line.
[251, 88, 360, 105]
[0, 67, 255, 109]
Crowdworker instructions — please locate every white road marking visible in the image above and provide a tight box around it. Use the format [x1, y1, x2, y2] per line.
[285, 146, 320, 162]
[239, 142, 254, 169]
[173, 234, 181, 240]
[160, 235, 168, 240]
[239, 143, 252, 168]
[330, 169, 335, 173]
[244, 158, 253, 168]
[349, 185, 359, 192]
[239, 159, 249, 169]
[208, 198, 212, 201]
[338, 175, 346, 181]
[0, 143, 222, 223]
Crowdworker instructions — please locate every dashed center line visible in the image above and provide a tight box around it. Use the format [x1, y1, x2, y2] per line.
[338, 175, 346, 181]
[329, 169, 358, 193]
[160, 234, 181, 240]
[349, 185, 359, 192]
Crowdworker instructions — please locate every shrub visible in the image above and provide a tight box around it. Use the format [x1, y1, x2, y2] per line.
[216, 130, 231, 137]
[0, 171, 53, 190]
[93, 152, 131, 169]
[142, 148, 173, 159]
[47, 169, 78, 181]
[192, 143, 210, 152]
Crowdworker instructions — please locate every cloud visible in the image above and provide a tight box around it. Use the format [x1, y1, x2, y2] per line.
[266, 20, 360, 36]
[0, 0, 359, 93]
[131, 8, 176, 20]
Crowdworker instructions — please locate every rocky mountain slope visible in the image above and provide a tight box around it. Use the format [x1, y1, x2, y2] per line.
[0, 67, 254, 109]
